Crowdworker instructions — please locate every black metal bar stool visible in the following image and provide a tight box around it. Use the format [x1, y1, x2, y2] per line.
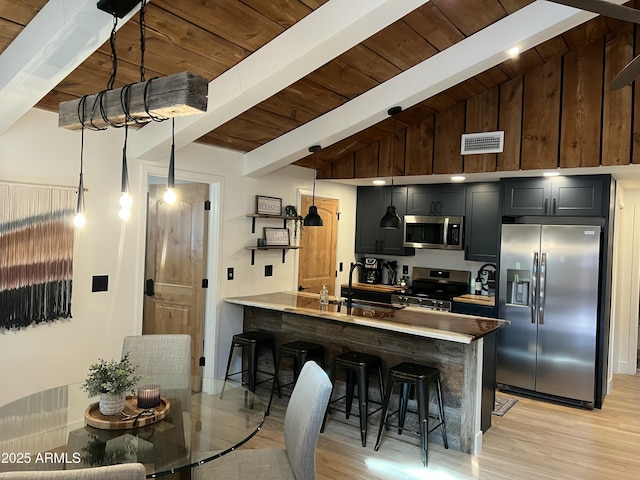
[374, 362, 448, 466]
[221, 331, 278, 407]
[273, 340, 325, 398]
[321, 351, 384, 447]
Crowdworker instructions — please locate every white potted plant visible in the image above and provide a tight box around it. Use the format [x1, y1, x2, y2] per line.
[81, 353, 141, 416]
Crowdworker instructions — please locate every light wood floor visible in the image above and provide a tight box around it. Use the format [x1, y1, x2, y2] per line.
[243, 373, 640, 480]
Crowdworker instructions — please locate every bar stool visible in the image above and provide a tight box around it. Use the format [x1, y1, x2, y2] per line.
[221, 331, 278, 406]
[321, 351, 384, 447]
[273, 340, 325, 398]
[374, 362, 448, 466]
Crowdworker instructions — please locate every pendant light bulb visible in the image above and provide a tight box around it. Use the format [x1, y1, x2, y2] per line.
[120, 192, 133, 209]
[163, 188, 176, 204]
[380, 106, 402, 230]
[73, 211, 86, 228]
[118, 206, 132, 221]
[304, 145, 323, 227]
[164, 118, 177, 204]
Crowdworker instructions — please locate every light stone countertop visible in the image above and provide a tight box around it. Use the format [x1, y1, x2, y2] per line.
[224, 291, 508, 344]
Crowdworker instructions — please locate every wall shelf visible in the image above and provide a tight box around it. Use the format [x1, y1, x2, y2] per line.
[244, 246, 300, 265]
[246, 214, 298, 233]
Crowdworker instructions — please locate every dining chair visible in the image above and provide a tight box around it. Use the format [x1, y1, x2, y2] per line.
[0, 463, 146, 479]
[121, 334, 191, 408]
[194, 360, 332, 480]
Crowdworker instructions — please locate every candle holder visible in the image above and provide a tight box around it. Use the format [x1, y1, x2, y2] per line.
[137, 384, 161, 409]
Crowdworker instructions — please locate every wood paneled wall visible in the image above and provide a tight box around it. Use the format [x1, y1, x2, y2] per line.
[323, 25, 640, 180]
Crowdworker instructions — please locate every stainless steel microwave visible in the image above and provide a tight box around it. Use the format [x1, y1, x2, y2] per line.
[403, 215, 464, 250]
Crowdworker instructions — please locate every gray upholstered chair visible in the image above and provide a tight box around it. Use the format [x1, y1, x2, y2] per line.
[0, 463, 146, 479]
[194, 360, 331, 480]
[121, 334, 191, 408]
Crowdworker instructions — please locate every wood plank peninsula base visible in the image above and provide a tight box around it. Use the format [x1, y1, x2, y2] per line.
[224, 291, 508, 455]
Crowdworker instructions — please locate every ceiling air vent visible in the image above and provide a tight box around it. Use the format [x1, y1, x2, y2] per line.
[461, 131, 504, 155]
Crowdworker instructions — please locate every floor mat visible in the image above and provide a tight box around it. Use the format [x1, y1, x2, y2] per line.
[492, 395, 518, 416]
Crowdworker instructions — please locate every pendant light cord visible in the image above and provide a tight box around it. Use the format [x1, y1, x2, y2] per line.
[107, 13, 118, 91]
[312, 149, 317, 204]
[390, 114, 396, 207]
[139, 0, 147, 82]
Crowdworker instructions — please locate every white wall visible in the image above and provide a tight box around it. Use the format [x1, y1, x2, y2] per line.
[0, 109, 357, 406]
[610, 185, 640, 375]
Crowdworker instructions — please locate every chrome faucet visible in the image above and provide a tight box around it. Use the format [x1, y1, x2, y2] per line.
[347, 261, 365, 312]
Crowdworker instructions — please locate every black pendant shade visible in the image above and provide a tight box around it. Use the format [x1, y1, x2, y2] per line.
[379, 106, 402, 230]
[380, 205, 401, 229]
[304, 145, 323, 227]
[304, 205, 323, 226]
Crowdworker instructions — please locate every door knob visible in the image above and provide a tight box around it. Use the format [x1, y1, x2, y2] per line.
[298, 285, 309, 291]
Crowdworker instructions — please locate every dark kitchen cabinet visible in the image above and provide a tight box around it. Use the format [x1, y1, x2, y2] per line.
[355, 186, 414, 256]
[502, 175, 605, 217]
[465, 183, 500, 263]
[406, 185, 466, 216]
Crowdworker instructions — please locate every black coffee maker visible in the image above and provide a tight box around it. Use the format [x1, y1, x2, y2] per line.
[360, 257, 383, 284]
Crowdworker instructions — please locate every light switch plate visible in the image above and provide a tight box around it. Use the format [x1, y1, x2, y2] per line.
[265, 265, 273, 277]
[227, 267, 234, 280]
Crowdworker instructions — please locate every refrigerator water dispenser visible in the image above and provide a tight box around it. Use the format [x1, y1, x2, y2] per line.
[506, 269, 530, 306]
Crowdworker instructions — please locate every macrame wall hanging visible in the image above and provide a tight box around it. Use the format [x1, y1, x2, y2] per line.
[0, 184, 76, 330]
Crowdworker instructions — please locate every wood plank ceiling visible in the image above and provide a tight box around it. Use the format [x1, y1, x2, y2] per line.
[0, 0, 631, 174]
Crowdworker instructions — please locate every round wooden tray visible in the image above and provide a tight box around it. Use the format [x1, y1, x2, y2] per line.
[85, 396, 170, 430]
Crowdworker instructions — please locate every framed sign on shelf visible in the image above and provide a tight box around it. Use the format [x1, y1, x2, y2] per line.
[256, 195, 282, 216]
[264, 227, 290, 246]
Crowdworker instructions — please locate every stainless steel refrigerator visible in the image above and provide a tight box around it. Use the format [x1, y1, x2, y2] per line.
[497, 224, 601, 405]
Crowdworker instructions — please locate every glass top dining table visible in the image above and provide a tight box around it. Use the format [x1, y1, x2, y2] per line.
[0, 377, 266, 478]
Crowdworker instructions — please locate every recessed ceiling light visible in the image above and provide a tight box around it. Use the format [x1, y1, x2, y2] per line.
[372, 179, 386, 185]
[543, 171, 560, 177]
[507, 46, 521, 58]
[451, 175, 466, 182]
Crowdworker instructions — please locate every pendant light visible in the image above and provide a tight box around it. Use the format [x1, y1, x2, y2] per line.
[73, 125, 87, 228]
[303, 145, 323, 227]
[380, 106, 402, 229]
[163, 118, 177, 204]
[118, 123, 132, 220]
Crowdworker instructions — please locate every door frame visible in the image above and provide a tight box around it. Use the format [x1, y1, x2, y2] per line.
[295, 188, 340, 294]
[136, 162, 223, 393]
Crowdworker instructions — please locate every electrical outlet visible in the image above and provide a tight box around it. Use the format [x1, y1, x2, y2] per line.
[227, 267, 234, 280]
[265, 265, 273, 277]
[403, 265, 409, 275]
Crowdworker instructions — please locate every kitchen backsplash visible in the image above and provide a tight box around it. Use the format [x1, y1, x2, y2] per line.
[362, 249, 490, 289]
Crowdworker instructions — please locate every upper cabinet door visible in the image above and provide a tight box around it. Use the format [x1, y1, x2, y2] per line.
[502, 178, 551, 216]
[551, 176, 604, 216]
[354, 186, 414, 256]
[502, 176, 606, 217]
[406, 185, 465, 216]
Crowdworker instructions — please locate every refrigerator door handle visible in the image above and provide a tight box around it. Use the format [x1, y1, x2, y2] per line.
[531, 252, 538, 324]
[539, 252, 547, 325]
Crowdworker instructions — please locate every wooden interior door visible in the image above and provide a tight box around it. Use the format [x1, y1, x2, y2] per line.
[144, 183, 209, 391]
[297, 195, 338, 295]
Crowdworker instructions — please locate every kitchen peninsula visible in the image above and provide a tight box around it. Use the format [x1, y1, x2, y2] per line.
[224, 291, 508, 455]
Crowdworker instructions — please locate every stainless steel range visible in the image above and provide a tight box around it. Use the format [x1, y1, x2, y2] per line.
[391, 267, 471, 311]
